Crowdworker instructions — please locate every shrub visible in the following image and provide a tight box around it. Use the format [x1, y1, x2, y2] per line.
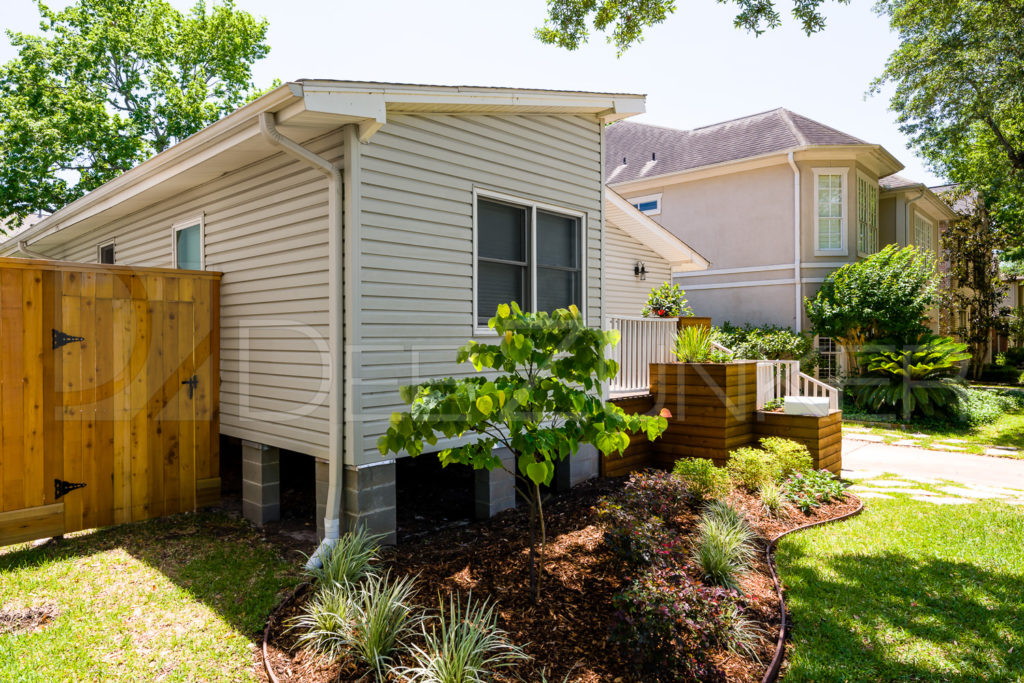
[781, 470, 846, 513]
[759, 437, 813, 479]
[691, 505, 756, 590]
[344, 572, 423, 679]
[726, 447, 776, 492]
[642, 281, 692, 318]
[398, 593, 529, 683]
[952, 387, 1024, 426]
[758, 481, 787, 517]
[846, 335, 970, 420]
[762, 397, 784, 412]
[980, 363, 1023, 385]
[597, 470, 690, 566]
[287, 582, 354, 663]
[720, 600, 766, 661]
[306, 527, 382, 587]
[610, 568, 737, 681]
[673, 458, 731, 501]
[717, 321, 818, 373]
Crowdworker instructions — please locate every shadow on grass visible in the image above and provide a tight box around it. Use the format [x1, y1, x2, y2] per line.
[0, 510, 301, 638]
[778, 548, 1024, 681]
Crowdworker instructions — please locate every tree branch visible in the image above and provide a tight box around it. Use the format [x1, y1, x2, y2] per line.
[983, 115, 1024, 170]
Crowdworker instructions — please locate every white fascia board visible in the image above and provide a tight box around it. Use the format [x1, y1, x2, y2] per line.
[0, 84, 301, 255]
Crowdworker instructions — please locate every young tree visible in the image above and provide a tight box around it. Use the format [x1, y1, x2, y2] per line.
[0, 0, 271, 228]
[535, 0, 846, 54]
[938, 189, 1009, 378]
[872, 0, 1024, 244]
[805, 245, 938, 374]
[378, 303, 668, 602]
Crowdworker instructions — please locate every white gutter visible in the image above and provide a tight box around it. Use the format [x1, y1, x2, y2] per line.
[18, 240, 50, 259]
[257, 112, 344, 567]
[787, 152, 802, 332]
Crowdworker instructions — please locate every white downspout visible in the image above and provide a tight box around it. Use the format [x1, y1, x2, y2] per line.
[787, 152, 802, 332]
[258, 112, 344, 567]
[18, 240, 50, 259]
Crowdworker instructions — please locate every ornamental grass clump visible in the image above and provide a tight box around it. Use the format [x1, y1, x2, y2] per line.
[672, 325, 732, 363]
[672, 458, 731, 501]
[398, 593, 529, 683]
[758, 481, 788, 517]
[344, 572, 423, 679]
[691, 503, 757, 590]
[287, 582, 354, 664]
[305, 527, 383, 587]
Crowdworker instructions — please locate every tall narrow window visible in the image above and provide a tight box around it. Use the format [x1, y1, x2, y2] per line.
[814, 170, 846, 254]
[817, 336, 840, 381]
[857, 175, 879, 256]
[913, 213, 933, 253]
[174, 220, 203, 270]
[98, 242, 115, 264]
[475, 193, 583, 328]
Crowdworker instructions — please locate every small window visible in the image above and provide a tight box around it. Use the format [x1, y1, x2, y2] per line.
[913, 213, 934, 253]
[173, 218, 204, 270]
[817, 336, 840, 381]
[98, 242, 115, 264]
[475, 193, 583, 328]
[629, 193, 661, 216]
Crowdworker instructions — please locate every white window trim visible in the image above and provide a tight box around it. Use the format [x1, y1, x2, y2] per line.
[856, 171, 879, 258]
[629, 192, 662, 216]
[812, 167, 849, 256]
[171, 214, 206, 270]
[472, 188, 587, 335]
[913, 212, 934, 252]
[96, 239, 116, 265]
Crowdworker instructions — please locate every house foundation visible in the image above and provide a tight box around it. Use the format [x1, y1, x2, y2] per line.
[344, 462, 398, 545]
[554, 445, 599, 492]
[241, 441, 280, 526]
[474, 447, 517, 519]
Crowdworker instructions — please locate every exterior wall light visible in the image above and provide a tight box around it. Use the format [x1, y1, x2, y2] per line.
[634, 261, 647, 280]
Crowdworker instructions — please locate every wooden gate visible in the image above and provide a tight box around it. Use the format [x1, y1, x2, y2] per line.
[0, 258, 221, 546]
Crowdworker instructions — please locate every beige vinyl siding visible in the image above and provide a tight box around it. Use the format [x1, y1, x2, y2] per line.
[353, 113, 604, 465]
[50, 131, 343, 458]
[604, 221, 671, 317]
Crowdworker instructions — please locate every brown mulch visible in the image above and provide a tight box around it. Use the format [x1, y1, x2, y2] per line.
[263, 478, 860, 683]
[0, 602, 59, 636]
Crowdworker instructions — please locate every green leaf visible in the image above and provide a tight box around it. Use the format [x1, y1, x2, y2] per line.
[526, 461, 548, 485]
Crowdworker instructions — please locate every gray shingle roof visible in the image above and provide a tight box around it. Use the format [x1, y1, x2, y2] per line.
[605, 108, 867, 185]
[879, 174, 923, 191]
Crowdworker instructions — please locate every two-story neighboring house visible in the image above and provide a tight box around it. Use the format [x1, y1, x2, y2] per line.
[605, 109, 958, 375]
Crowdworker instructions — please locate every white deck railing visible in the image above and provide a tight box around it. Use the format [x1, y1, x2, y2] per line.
[607, 316, 840, 410]
[607, 316, 678, 395]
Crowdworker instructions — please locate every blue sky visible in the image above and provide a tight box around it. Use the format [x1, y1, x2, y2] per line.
[0, 0, 944, 185]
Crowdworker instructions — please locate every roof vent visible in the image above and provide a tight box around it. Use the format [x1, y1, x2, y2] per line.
[652, 152, 656, 161]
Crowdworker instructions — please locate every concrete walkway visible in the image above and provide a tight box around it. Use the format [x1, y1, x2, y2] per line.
[842, 437, 1024, 505]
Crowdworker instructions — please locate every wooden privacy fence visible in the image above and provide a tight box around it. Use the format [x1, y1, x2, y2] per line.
[0, 257, 221, 546]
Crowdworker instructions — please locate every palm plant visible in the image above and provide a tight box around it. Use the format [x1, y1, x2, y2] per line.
[847, 335, 970, 420]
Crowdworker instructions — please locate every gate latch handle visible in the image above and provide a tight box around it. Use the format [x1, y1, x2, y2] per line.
[182, 374, 198, 399]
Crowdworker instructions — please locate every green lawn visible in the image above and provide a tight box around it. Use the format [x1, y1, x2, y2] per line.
[844, 408, 1024, 457]
[776, 496, 1024, 681]
[0, 511, 301, 682]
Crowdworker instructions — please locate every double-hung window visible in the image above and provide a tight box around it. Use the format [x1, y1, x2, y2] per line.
[173, 217, 204, 270]
[814, 168, 847, 255]
[913, 213, 934, 253]
[857, 174, 879, 256]
[475, 193, 583, 329]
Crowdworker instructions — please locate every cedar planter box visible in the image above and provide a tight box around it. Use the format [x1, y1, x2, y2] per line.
[650, 361, 758, 468]
[603, 394, 658, 478]
[755, 409, 843, 474]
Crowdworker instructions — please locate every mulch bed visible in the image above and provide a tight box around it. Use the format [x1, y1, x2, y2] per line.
[263, 477, 860, 683]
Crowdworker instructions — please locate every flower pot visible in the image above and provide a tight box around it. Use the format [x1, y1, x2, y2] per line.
[755, 409, 843, 474]
[649, 361, 759, 467]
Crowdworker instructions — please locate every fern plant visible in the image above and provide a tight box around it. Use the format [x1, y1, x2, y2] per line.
[847, 335, 970, 420]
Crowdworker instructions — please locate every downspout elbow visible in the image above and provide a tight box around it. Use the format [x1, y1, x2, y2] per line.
[18, 240, 50, 260]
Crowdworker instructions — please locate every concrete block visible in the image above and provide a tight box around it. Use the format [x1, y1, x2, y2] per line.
[241, 441, 280, 526]
[315, 458, 329, 541]
[554, 444, 599, 492]
[475, 448, 516, 519]
[344, 462, 397, 545]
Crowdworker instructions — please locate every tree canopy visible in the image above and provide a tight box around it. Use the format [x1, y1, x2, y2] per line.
[872, 0, 1024, 241]
[0, 0, 271, 229]
[535, 0, 847, 54]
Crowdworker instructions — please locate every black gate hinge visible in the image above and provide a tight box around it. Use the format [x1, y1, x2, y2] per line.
[182, 374, 198, 399]
[53, 329, 85, 349]
[55, 479, 86, 500]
